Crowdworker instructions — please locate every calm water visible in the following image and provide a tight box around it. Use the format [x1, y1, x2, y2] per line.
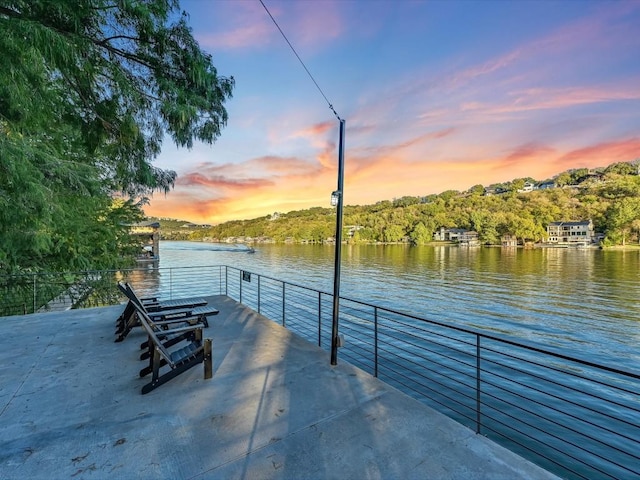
[159, 241, 640, 370]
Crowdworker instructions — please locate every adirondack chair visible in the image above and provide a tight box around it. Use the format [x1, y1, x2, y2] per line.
[115, 282, 218, 342]
[130, 301, 212, 394]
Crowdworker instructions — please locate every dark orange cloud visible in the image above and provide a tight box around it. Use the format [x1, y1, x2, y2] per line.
[177, 173, 274, 190]
[504, 143, 556, 165]
[558, 138, 640, 168]
[294, 121, 334, 138]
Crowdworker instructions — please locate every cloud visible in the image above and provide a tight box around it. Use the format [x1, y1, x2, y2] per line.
[177, 173, 274, 190]
[462, 85, 640, 117]
[558, 138, 640, 167]
[195, 0, 344, 52]
[504, 143, 556, 165]
[293, 121, 334, 138]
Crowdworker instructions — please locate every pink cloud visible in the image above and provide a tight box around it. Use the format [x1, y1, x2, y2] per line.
[293, 121, 334, 138]
[177, 173, 274, 190]
[195, 1, 344, 51]
[559, 138, 640, 167]
[505, 143, 556, 164]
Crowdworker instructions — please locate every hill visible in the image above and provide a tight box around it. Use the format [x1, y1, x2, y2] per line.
[158, 160, 640, 246]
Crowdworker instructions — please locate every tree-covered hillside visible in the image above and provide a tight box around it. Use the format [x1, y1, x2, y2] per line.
[187, 161, 640, 246]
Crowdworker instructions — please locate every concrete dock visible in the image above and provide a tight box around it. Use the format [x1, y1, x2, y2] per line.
[0, 295, 559, 479]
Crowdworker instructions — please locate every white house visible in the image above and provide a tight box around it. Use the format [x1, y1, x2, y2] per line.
[546, 220, 594, 244]
[434, 227, 467, 241]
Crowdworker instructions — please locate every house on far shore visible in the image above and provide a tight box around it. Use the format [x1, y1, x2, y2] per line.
[501, 234, 518, 247]
[434, 227, 479, 244]
[546, 220, 594, 245]
[434, 227, 466, 242]
[537, 181, 556, 190]
[458, 231, 480, 246]
[129, 220, 160, 261]
[518, 182, 536, 193]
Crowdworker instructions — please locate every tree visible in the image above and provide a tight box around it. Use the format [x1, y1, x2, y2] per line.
[409, 222, 431, 245]
[555, 172, 572, 187]
[510, 178, 526, 192]
[383, 225, 405, 243]
[605, 198, 640, 245]
[605, 161, 637, 176]
[0, 0, 234, 272]
[468, 184, 485, 196]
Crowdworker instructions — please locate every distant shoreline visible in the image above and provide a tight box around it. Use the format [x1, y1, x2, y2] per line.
[163, 238, 640, 250]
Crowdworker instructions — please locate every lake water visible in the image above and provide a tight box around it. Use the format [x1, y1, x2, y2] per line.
[159, 241, 640, 370]
[155, 241, 640, 478]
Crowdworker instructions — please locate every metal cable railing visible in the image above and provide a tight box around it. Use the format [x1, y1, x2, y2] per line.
[222, 265, 640, 480]
[1, 264, 638, 479]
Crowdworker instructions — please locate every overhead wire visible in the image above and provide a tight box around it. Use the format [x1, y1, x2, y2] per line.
[258, 0, 342, 121]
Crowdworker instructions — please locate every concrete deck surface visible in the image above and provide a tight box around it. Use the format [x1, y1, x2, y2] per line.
[0, 296, 559, 480]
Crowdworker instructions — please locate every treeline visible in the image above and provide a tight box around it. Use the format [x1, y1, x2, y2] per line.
[188, 160, 640, 246]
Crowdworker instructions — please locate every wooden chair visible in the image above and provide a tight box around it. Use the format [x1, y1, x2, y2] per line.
[115, 282, 218, 342]
[132, 301, 213, 394]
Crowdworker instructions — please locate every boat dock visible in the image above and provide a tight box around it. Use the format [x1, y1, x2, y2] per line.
[0, 296, 559, 479]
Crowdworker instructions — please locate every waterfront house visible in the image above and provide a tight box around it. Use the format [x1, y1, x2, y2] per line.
[434, 227, 467, 241]
[518, 182, 535, 193]
[346, 225, 364, 238]
[546, 220, 594, 244]
[537, 181, 556, 190]
[501, 234, 518, 247]
[129, 220, 160, 261]
[459, 230, 480, 245]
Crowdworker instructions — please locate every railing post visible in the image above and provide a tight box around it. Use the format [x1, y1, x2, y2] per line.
[374, 306, 379, 378]
[318, 291, 322, 347]
[476, 334, 481, 434]
[282, 283, 286, 327]
[257, 275, 261, 314]
[240, 270, 243, 304]
[225, 266, 228, 296]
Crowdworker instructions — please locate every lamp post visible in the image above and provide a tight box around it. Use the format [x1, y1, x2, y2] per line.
[330, 119, 346, 365]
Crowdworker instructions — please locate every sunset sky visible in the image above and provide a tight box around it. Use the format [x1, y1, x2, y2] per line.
[145, 0, 640, 224]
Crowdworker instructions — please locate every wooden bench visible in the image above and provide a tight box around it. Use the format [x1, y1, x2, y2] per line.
[115, 282, 218, 342]
[134, 303, 213, 395]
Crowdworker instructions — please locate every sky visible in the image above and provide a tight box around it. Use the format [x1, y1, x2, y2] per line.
[144, 0, 640, 224]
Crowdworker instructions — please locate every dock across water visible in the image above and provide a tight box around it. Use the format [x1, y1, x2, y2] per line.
[0, 295, 558, 479]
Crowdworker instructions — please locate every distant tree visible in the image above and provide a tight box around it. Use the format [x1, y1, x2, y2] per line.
[510, 178, 526, 192]
[393, 196, 421, 207]
[468, 184, 485, 196]
[570, 168, 590, 183]
[383, 225, 405, 243]
[438, 190, 460, 202]
[605, 161, 637, 176]
[409, 222, 431, 245]
[605, 197, 640, 245]
[555, 172, 572, 187]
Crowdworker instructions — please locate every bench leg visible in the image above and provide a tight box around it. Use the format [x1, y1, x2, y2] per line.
[141, 352, 205, 395]
[204, 338, 212, 379]
[115, 303, 138, 342]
